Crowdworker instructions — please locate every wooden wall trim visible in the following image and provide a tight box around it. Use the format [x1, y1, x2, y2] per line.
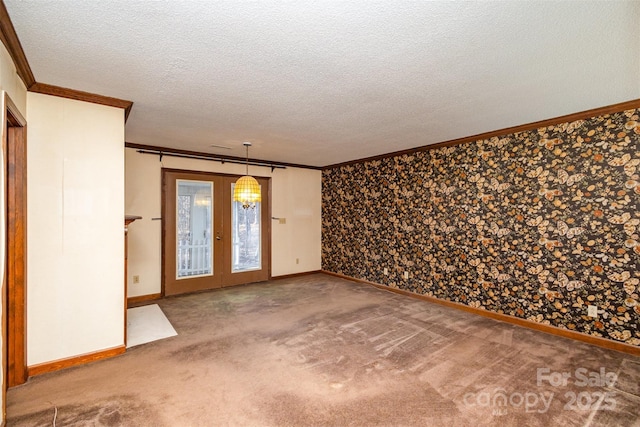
[271, 270, 322, 280]
[27, 345, 125, 377]
[29, 82, 134, 121]
[321, 271, 640, 356]
[126, 142, 322, 171]
[323, 98, 640, 169]
[127, 293, 162, 307]
[0, 5, 136, 120]
[5, 124, 28, 387]
[1, 263, 4, 424]
[0, 1, 35, 88]
[4, 93, 28, 392]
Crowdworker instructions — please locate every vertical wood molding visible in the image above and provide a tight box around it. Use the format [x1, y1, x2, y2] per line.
[4, 92, 28, 396]
[1, 124, 5, 427]
[124, 216, 141, 347]
[2, 100, 7, 424]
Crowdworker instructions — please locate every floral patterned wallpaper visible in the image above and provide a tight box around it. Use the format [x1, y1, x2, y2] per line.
[322, 109, 640, 347]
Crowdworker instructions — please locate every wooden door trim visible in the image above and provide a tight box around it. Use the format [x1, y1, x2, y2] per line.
[160, 167, 273, 180]
[161, 169, 167, 297]
[3, 92, 28, 403]
[267, 178, 272, 280]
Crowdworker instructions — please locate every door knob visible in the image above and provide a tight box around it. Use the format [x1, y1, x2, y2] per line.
[215, 232, 222, 240]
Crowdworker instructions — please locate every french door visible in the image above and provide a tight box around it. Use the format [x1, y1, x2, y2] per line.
[162, 169, 270, 296]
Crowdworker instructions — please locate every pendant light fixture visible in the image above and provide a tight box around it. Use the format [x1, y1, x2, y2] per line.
[233, 142, 261, 209]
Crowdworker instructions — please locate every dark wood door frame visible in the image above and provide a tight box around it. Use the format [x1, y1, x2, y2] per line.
[2, 92, 28, 403]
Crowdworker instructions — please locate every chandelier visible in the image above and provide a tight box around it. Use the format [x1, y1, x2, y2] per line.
[233, 142, 261, 209]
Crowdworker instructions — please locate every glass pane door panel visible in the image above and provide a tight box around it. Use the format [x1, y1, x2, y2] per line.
[231, 183, 262, 273]
[176, 180, 213, 279]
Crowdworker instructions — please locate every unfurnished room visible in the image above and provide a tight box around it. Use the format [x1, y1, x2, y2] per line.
[0, 1, 638, 426]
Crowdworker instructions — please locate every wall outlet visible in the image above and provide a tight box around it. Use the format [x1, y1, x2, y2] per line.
[383, 268, 388, 275]
[587, 305, 598, 318]
[403, 271, 409, 280]
[279, 218, 287, 224]
[296, 258, 299, 265]
[132, 275, 140, 284]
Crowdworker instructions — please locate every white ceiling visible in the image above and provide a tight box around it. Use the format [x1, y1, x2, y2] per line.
[5, 1, 640, 167]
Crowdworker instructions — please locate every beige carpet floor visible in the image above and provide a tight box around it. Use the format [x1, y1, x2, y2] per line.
[7, 273, 640, 426]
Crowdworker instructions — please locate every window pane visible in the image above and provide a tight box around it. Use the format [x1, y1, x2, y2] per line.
[176, 180, 213, 278]
[231, 183, 261, 272]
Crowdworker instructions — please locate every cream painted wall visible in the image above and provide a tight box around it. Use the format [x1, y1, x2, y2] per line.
[125, 148, 322, 297]
[27, 93, 125, 366]
[0, 41, 27, 425]
[0, 45, 27, 115]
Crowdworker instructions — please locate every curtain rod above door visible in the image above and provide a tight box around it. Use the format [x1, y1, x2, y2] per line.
[135, 148, 287, 172]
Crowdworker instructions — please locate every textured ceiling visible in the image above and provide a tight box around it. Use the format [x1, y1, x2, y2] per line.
[5, 1, 640, 167]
